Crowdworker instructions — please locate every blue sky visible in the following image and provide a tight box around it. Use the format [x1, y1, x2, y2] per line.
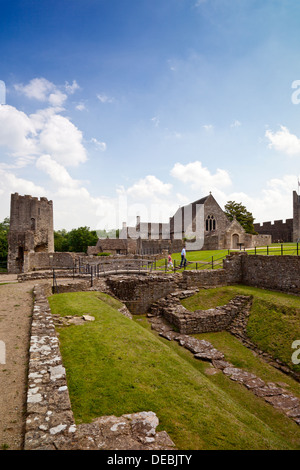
[1, 0, 300, 231]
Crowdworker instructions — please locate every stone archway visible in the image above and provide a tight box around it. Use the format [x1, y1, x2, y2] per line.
[232, 233, 239, 249]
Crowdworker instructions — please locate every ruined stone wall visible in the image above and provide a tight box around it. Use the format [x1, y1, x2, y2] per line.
[151, 294, 252, 335]
[183, 252, 243, 288]
[106, 273, 182, 314]
[27, 252, 76, 271]
[241, 254, 300, 294]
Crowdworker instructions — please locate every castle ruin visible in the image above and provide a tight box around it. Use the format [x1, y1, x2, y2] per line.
[7, 193, 54, 274]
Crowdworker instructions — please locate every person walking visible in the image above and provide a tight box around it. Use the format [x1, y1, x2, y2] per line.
[180, 247, 187, 268]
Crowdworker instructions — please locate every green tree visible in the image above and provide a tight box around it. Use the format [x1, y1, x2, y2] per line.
[54, 229, 70, 252]
[67, 226, 98, 253]
[224, 201, 257, 234]
[0, 217, 10, 259]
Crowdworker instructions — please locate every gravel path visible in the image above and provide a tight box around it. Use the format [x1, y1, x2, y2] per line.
[0, 275, 49, 450]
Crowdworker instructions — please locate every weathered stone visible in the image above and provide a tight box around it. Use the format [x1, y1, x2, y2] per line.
[223, 367, 257, 384]
[194, 349, 224, 361]
[212, 359, 233, 370]
[253, 383, 286, 398]
[264, 394, 300, 411]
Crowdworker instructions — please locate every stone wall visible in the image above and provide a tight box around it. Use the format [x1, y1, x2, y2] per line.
[106, 273, 183, 314]
[150, 292, 252, 335]
[27, 252, 76, 271]
[241, 254, 300, 293]
[183, 252, 300, 295]
[183, 252, 243, 288]
[254, 219, 293, 243]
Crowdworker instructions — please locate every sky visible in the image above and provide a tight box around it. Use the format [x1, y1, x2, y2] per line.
[1, 0, 300, 232]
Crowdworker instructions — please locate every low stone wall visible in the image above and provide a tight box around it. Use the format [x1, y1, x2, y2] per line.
[27, 252, 77, 271]
[25, 283, 77, 450]
[106, 273, 183, 314]
[242, 254, 300, 294]
[149, 292, 252, 335]
[182, 269, 228, 288]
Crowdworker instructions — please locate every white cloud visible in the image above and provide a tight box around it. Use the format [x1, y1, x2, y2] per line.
[48, 90, 67, 107]
[76, 102, 87, 111]
[14, 77, 73, 108]
[203, 124, 214, 131]
[170, 161, 232, 193]
[38, 113, 87, 166]
[0, 168, 45, 195]
[65, 80, 80, 94]
[91, 138, 107, 152]
[36, 155, 81, 188]
[0, 105, 37, 157]
[151, 116, 160, 127]
[126, 175, 172, 200]
[231, 120, 241, 127]
[14, 77, 55, 101]
[97, 93, 115, 103]
[265, 125, 300, 156]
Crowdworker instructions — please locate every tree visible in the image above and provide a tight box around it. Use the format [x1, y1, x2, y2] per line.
[54, 229, 70, 252]
[0, 217, 9, 259]
[224, 201, 257, 235]
[67, 226, 98, 253]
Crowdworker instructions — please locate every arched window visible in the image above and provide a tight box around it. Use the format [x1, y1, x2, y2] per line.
[206, 215, 216, 232]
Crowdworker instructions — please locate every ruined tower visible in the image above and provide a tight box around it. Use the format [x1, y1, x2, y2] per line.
[293, 190, 300, 242]
[7, 193, 54, 273]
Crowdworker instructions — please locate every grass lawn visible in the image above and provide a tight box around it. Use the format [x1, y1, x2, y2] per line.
[154, 242, 300, 272]
[49, 291, 300, 450]
[181, 285, 300, 375]
[155, 249, 229, 271]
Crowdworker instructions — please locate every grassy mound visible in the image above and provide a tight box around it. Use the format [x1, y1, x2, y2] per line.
[49, 291, 300, 450]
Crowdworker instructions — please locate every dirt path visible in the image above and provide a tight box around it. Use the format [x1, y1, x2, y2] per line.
[0, 275, 50, 450]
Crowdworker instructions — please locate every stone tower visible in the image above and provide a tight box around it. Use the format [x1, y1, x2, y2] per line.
[7, 193, 54, 273]
[293, 190, 300, 242]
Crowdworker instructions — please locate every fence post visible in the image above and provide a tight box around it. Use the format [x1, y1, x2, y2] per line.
[281, 244, 283, 256]
[297, 243, 299, 256]
[267, 245, 269, 256]
[196, 262, 198, 270]
[212, 256, 214, 269]
[255, 246, 256, 255]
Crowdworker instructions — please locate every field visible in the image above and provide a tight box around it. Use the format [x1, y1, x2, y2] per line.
[49, 290, 300, 450]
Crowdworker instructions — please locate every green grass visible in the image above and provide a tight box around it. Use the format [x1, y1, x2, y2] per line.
[49, 291, 300, 450]
[155, 249, 229, 271]
[181, 285, 300, 374]
[154, 243, 300, 272]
